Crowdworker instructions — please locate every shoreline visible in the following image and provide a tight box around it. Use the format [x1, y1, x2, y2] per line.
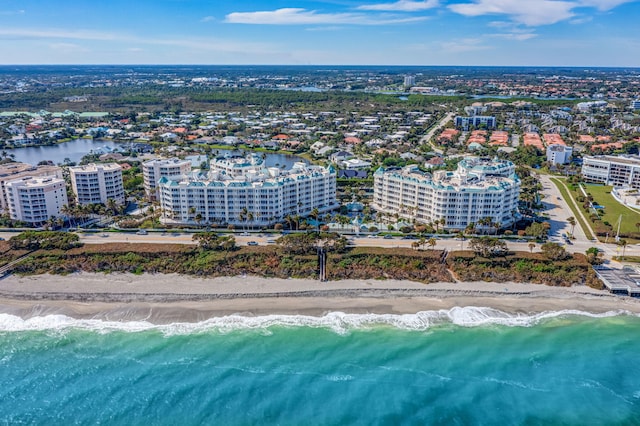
[0, 273, 638, 323]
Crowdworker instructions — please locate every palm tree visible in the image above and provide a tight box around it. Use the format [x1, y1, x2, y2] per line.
[284, 215, 293, 231]
[619, 239, 628, 258]
[247, 212, 254, 229]
[310, 207, 320, 232]
[456, 231, 465, 250]
[428, 237, 437, 251]
[465, 222, 476, 236]
[636, 222, 640, 234]
[194, 213, 203, 228]
[106, 198, 119, 217]
[567, 217, 576, 236]
[418, 237, 426, 251]
[239, 207, 248, 230]
[61, 204, 75, 228]
[528, 242, 536, 253]
[479, 217, 492, 235]
[337, 214, 350, 229]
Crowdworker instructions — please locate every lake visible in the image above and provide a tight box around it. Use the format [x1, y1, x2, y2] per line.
[9, 139, 119, 165]
[211, 149, 308, 169]
[9, 139, 307, 169]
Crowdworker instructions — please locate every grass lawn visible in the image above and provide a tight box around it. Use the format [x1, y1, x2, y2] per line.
[583, 184, 640, 236]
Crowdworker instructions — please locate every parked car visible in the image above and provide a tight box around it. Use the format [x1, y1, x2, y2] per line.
[136, 230, 148, 235]
[247, 241, 258, 246]
[383, 235, 394, 239]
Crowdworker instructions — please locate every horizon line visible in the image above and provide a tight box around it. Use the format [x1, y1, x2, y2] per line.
[0, 64, 640, 69]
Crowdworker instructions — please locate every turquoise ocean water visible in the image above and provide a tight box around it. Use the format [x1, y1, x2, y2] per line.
[1, 307, 640, 425]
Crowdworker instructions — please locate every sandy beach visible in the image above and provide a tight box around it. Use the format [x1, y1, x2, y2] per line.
[0, 273, 638, 322]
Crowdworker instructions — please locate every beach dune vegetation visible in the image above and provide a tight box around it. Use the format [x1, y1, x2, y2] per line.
[9, 231, 82, 251]
[276, 232, 349, 255]
[448, 251, 600, 288]
[468, 237, 508, 258]
[2, 238, 602, 288]
[192, 232, 236, 251]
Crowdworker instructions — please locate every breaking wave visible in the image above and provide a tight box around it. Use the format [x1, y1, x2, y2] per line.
[0, 307, 632, 335]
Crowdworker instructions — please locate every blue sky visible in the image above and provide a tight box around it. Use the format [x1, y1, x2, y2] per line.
[0, 0, 639, 66]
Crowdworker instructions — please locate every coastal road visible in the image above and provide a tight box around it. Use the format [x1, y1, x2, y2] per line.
[1, 230, 638, 262]
[419, 112, 455, 153]
[537, 175, 627, 258]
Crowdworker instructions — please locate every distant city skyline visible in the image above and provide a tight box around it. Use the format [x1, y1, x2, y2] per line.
[1, 0, 639, 66]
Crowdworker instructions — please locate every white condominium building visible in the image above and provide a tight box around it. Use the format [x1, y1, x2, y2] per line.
[6, 176, 68, 224]
[158, 154, 338, 226]
[373, 157, 521, 231]
[582, 155, 640, 189]
[142, 158, 192, 199]
[455, 115, 496, 130]
[70, 163, 125, 206]
[546, 144, 573, 165]
[0, 162, 63, 213]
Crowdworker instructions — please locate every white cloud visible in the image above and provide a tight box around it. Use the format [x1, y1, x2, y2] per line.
[0, 9, 25, 16]
[490, 32, 537, 40]
[486, 21, 538, 39]
[441, 38, 492, 52]
[578, 0, 638, 10]
[357, 0, 440, 11]
[225, 7, 426, 25]
[449, 0, 638, 25]
[0, 28, 118, 41]
[0, 27, 279, 55]
[305, 26, 344, 31]
[569, 15, 593, 23]
[49, 43, 89, 53]
[449, 0, 576, 26]
[487, 20, 513, 28]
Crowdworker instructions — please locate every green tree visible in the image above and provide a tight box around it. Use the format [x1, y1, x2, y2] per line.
[468, 237, 507, 258]
[540, 242, 569, 260]
[525, 222, 549, 239]
[192, 232, 236, 251]
[585, 247, 604, 265]
[192, 232, 219, 250]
